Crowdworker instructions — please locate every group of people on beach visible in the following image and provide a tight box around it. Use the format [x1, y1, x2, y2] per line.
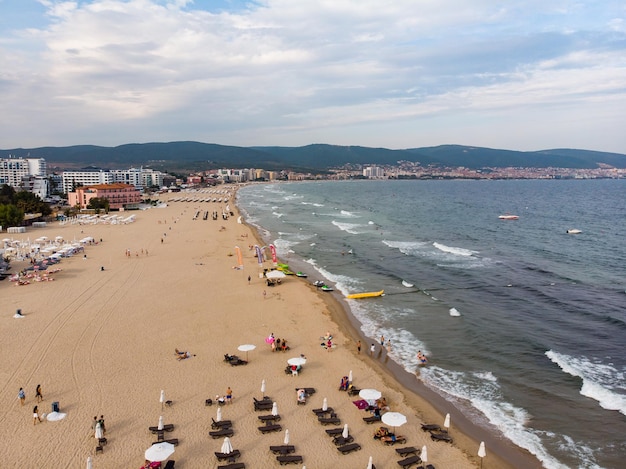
[175, 348, 196, 360]
[17, 385, 45, 424]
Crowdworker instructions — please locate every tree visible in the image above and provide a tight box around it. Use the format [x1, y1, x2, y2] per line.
[0, 184, 16, 204]
[14, 191, 52, 216]
[87, 197, 110, 213]
[0, 204, 24, 227]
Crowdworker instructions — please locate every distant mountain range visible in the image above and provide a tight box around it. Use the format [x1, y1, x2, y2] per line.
[1, 142, 625, 173]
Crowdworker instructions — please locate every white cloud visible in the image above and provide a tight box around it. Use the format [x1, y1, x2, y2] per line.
[0, 0, 624, 152]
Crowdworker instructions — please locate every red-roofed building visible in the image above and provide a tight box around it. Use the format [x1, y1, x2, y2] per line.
[67, 183, 142, 210]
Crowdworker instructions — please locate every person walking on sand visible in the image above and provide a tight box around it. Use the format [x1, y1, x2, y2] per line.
[33, 405, 42, 424]
[98, 415, 106, 434]
[248, 275, 251, 284]
[370, 343, 376, 357]
[226, 387, 233, 404]
[357, 340, 362, 354]
[35, 384, 43, 402]
[18, 387, 25, 406]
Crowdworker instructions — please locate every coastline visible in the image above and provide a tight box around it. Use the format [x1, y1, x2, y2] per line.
[239, 187, 544, 469]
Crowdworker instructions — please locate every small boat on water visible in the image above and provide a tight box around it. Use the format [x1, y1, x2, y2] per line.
[346, 290, 384, 299]
[320, 285, 334, 292]
[499, 214, 519, 220]
[566, 229, 582, 234]
[296, 272, 308, 278]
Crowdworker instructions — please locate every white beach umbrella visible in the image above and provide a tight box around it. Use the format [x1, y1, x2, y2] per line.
[284, 429, 290, 444]
[145, 442, 175, 462]
[444, 413, 451, 432]
[322, 397, 328, 411]
[287, 357, 307, 366]
[158, 415, 164, 431]
[86, 456, 92, 469]
[94, 422, 103, 440]
[237, 343, 256, 361]
[420, 445, 428, 463]
[266, 270, 286, 280]
[221, 436, 233, 454]
[478, 441, 486, 468]
[348, 370, 353, 383]
[261, 379, 266, 395]
[272, 402, 279, 416]
[359, 389, 382, 401]
[160, 390, 166, 409]
[366, 456, 373, 469]
[217, 407, 223, 422]
[342, 424, 349, 439]
[381, 412, 407, 433]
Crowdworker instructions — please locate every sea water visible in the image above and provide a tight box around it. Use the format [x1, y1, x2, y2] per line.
[237, 179, 626, 469]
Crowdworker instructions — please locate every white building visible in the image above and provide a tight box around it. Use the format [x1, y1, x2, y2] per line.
[62, 170, 115, 194]
[62, 167, 167, 193]
[0, 157, 47, 187]
[363, 166, 385, 178]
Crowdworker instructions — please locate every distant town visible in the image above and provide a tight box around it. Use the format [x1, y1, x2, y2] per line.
[0, 155, 624, 227]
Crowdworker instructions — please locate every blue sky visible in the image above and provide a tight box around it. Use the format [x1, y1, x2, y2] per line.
[0, 0, 624, 153]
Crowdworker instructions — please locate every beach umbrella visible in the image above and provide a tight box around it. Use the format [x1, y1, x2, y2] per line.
[478, 441, 486, 468]
[287, 357, 306, 366]
[220, 437, 233, 454]
[272, 402, 279, 416]
[160, 390, 166, 410]
[420, 445, 428, 464]
[342, 424, 349, 439]
[359, 389, 382, 401]
[322, 397, 328, 411]
[444, 413, 451, 432]
[266, 270, 286, 280]
[284, 429, 290, 444]
[381, 412, 407, 432]
[94, 422, 103, 440]
[366, 456, 373, 469]
[145, 442, 175, 462]
[158, 415, 164, 431]
[237, 344, 256, 361]
[261, 379, 266, 396]
[348, 370, 353, 383]
[86, 456, 92, 469]
[217, 407, 223, 422]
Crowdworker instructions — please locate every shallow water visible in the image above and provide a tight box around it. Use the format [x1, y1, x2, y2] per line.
[237, 179, 626, 469]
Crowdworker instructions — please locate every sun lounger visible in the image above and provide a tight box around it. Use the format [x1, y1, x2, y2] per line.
[270, 445, 295, 454]
[163, 461, 175, 469]
[217, 463, 245, 469]
[421, 424, 441, 432]
[149, 424, 174, 433]
[258, 423, 282, 433]
[363, 415, 382, 424]
[337, 443, 361, 454]
[276, 455, 303, 465]
[318, 416, 341, 425]
[214, 449, 241, 461]
[258, 414, 281, 422]
[209, 428, 234, 438]
[229, 359, 248, 366]
[325, 427, 344, 436]
[384, 436, 407, 446]
[255, 403, 273, 411]
[397, 455, 421, 468]
[430, 432, 453, 443]
[332, 435, 354, 446]
[312, 407, 334, 415]
[347, 387, 361, 396]
[395, 447, 418, 456]
[294, 387, 316, 396]
[152, 439, 179, 446]
[212, 417, 233, 429]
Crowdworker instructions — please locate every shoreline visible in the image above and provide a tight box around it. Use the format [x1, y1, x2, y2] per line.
[238, 188, 543, 469]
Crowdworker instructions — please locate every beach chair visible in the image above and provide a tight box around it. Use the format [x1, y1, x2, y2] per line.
[205, 398, 213, 406]
[337, 443, 361, 454]
[347, 386, 361, 396]
[395, 447, 419, 456]
[217, 463, 245, 469]
[332, 435, 354, 446]
[214, 449, 241, 461]
[254, 400, 273, 411]
[258, 423, 282, 433]
[276, 455, 303, 465]
[318, 416, 341, 425]
[163, 461, 175, 469]
[149, 424, 174, 433]
[294, 387, 316, 396]
[98, 437, 107, 446]
[152, 439, 179, 446]
[397, 455, 421, 468]
[258, 414, 281, 422]
[430, 432, 453, 443]
[384, 435, 407, 446]
[209, 428, 234, 439]
[95, 445, 103, 454]
[363, 415, 382, 424]
[312, 407, 334, 416]
[421, 424, 441, 432]
[325, 427, 344, 436]
[212, 417, 233, 429]
[229, 358, 248, 366]
[270, 445, 295, 454]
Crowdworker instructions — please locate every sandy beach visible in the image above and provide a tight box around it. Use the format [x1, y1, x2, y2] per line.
[0, 193, 540, 468]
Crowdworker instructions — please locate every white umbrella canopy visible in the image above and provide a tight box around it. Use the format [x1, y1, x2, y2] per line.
[287, 357, 307, 366]
[266, 270, 286, 280]
[322, 397, 328, 411]
[284, 429, 290, 444]
[217, 407, 223, 422]
[444, 413, 451, 431]
[272, 402, 279, 416]
[366, 455, 373, 469]
[238, 344, 256, 361]
[145, 442, 175, 462]
[221, 437, 233, 454]
[381, 411, 407, 431]
[359, 389, 382, 401]
[158, 415, 164, 431]
[95, 422, 103, 440]
[420, 445, 428, 463]
[342, 424, 349, 439]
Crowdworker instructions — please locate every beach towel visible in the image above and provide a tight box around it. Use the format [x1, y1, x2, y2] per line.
[352, 399, 369, 410]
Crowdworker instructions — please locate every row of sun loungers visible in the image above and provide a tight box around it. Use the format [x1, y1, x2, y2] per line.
[421, 423, 453, 443]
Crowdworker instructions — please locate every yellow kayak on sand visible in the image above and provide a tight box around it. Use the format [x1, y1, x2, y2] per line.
[346, 290, 384, 299]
